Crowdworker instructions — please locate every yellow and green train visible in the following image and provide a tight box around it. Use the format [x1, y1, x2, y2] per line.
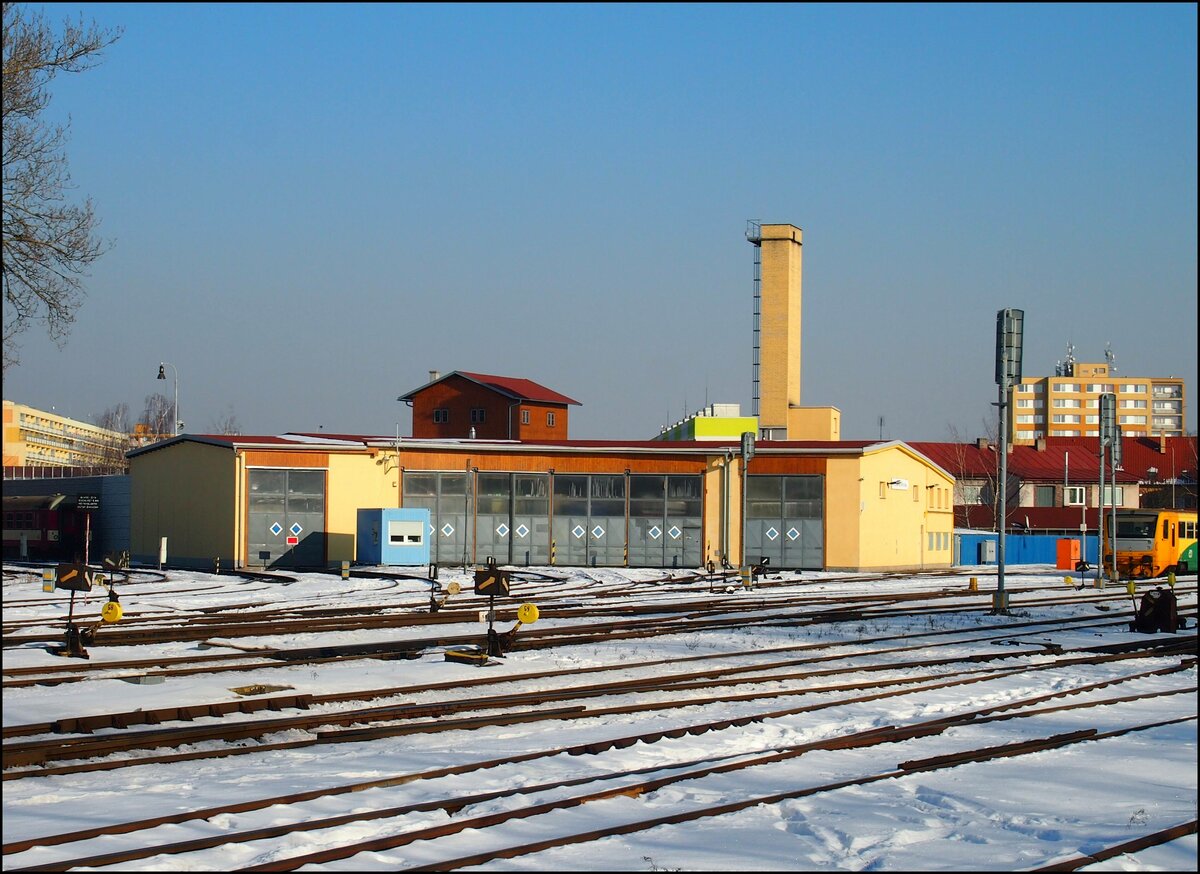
[1104, 509, 1198, 579]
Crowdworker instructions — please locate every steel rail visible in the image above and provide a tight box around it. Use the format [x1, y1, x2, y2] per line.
[242, 715, 1198, 872]
[5, 660, 1192, 862]
[1029, 819, 1198, 871]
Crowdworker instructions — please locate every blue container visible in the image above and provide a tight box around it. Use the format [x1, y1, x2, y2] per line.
[356, 508, 431, 566]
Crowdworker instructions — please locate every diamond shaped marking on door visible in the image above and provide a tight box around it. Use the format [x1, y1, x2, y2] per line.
[592, 525, 605, 538]
[269, 523, 283, 537]
[668, 525, 682, 540]
[787, 527, 801, 541]
[515, 524, 530, 538]
[441, 522, 455, 537]
[496, 523, 510, 537]
[572, 525, 586, 539]
[648, 525, 662, 540]
[765, 527, 780, 541]
[289, 523, 303, 537]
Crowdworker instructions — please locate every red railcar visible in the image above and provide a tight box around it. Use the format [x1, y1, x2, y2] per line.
[2, 496, 88, 561]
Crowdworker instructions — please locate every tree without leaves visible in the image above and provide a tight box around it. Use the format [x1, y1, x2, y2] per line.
[2, 3, 120, 372]
[209, 405, 242, 436]
[140, 392, 175, 440]
[91, 401, 130, 472]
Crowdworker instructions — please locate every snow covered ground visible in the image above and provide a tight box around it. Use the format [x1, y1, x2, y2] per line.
[2, 563, 1196, 871]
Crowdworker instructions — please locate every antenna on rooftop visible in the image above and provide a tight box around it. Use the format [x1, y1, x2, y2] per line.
[1105, 342, 1117, 374]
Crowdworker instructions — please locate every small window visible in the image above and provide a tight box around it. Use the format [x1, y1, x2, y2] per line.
[1064, 486, 1085, 506]
[547, 412, 556, 427]
[433, 408, 448, 424]
[927, 532, 934, 551]
[520, 409, 530, 425]
[1035, 485, 1056, 507]
[1162, 520, 1169, 540]
[470, 408, 486, 424]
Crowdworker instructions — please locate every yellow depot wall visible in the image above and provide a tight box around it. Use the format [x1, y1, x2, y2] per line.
[702, 457, 728, 567]
[131, 442, 236, 568]
[823, 456, 865, 570]
[852, 445, 954, 571]
[325, 451, 397, 563]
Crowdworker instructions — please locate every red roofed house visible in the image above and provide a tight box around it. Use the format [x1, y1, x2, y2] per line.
[910, 435, 1197, 533]
[399, 371, 581, 441]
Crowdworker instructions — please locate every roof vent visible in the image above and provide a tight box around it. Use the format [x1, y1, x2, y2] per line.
[429, 370, 441, 382]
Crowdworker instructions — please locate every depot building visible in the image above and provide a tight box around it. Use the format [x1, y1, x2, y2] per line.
[126, 431, 954, 573]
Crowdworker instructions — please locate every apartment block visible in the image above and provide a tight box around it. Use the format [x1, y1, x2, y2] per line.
[2, 400, 128, 469]
[1009, 360, 1187, 444]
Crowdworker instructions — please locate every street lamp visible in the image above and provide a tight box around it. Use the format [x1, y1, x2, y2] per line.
[157, 361, 181, 436]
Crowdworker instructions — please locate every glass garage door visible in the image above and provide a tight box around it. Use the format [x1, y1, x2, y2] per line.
[744, 474, 824, 570]
[247, 469, 325, 568]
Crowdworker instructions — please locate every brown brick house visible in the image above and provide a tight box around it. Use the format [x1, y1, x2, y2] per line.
[399, 371, 581, 440]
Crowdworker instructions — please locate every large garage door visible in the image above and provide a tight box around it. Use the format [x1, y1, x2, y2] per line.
[745, 475, 824, 570]
[247, 469, 325, 568]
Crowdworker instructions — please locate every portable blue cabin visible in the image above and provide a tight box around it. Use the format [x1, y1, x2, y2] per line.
[356, 508, 431, 565]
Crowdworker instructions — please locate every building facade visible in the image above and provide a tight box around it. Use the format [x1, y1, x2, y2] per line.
[1009, 360, 1187, 444]
[126, 433, 954, 573]
[2, 400, 128, 471]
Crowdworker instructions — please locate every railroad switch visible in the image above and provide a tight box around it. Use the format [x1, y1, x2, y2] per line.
[444, 645, 492, 667]
[429, 580, 461, 613]
[1130, 586, 1186, 634]
[498, 603, 540, 652]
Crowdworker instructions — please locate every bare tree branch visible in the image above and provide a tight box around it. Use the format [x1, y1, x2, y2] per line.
[2, 2, 121, 371]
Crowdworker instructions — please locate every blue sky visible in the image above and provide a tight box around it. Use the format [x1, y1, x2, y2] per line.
[6, 3, 1196, 440]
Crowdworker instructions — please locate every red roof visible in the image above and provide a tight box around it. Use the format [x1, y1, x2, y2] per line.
[910, 440, 1141, 484]
[455, 371, 581, 406]
[398, 371, 580, 406]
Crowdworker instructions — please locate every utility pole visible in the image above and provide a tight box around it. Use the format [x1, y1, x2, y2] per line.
[993, 308, 1024, 614]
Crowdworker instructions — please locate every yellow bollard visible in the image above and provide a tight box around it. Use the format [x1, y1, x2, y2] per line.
[969, 577, 979, 592]
[1126, 580, 1137, 597]
[1064, 576, 1073, 587]
[1167, 571, 1176, 589]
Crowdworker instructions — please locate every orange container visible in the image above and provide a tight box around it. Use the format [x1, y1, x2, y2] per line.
[1056, 538, 1081, 570]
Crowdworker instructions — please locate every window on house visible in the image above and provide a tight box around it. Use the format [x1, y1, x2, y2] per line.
[957, 484, 985, 505]
[547, 412, 556, 427]
[1064, 486, 1085, 506]
[433, 408, 448, 423]
[1102, 485, 1124, 505]
[1035, 485, 1055, 507]
[520, 409, 530, 425]
[470, 408, 486, 424]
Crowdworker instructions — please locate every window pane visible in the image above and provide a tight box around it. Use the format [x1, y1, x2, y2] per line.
[404, 473, 437, 497]
[747, 477, 781, 501]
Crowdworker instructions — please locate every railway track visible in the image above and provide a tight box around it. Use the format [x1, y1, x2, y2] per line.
[4, 633, 1192, 777]
[3, 659, 1193, 871]
[4, 564, 1194, 871]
